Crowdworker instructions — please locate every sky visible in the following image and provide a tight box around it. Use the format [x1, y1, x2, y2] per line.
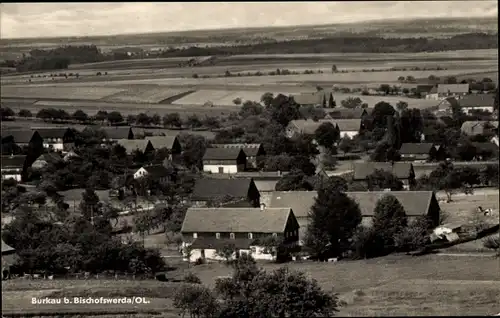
[1, 1, 498, 39]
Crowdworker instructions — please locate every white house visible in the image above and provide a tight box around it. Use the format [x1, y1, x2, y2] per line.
[180, 207, 300, 263]
[286, 119, 362, 139]
[1, 155, 26, 182]
[202, 148, 247, 174]
[33, 128, 76, 151]
[133, 164, 171, 185]
[425, 84, 469, 100]
[458, 94, 495, 114]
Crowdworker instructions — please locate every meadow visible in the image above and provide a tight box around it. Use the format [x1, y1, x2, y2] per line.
[3, 254, 498, 316]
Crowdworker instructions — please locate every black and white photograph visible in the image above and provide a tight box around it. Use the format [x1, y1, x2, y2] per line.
[1, 1, 499, 316]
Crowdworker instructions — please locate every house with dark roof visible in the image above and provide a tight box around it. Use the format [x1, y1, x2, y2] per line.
[426, 84, 469, 100]
[471, 142, 499, 160]
[399, 143, 445, 162]
[1, 129, 43, 149]
[461, 121, 498, 136]
[211, 144, 265, 169]
[2, 239, 16, 279]
[352, 162, 415, 190]
[458, 94, 495, 114]
[325, 108, 372, 120]
[202, 148, 247, 174]
[101, 126, 136, 141]
[1, 155, 27, 181]
[416, 85, 436, 98]
[269, 190, 440, 243]
[133, 164, 172, 185]
[145, 135, 182, 160]
[191, 178, 260, 207]
[291, 90, 334, 108]
[116, 139, 155, 155]
[286, 119, 362, 139]
[31, 152, 62, 170]
[181, 207, 299, 262]
[33, 128, 75, 151]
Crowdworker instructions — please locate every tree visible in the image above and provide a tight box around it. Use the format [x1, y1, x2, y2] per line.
[445, 76, 458, 84]
[179, 134, 207, 170]
[338, 136, 354, 154]
[1, 107, 15, 119]
[397, 76, 405, 82]
[275, 170, 314, 191]
[239, 101, 264, 118]
[163, 113, 182, 128]
[328, 93, 336, 108]
[151, 114, 162, 126]
[95, 110, 108, 122]
[370, 141, 401, 162]
[173, 284, 220, 318]
[314, 122, 339, 149]
[233, 97, 242, 105]
[107, 111, 123, 124]
[306, 190, 362, 259]
[18, 109, 32, 118]
[394, 216, 430, 254]
[260, 92, 274, 108]
[79, 188, 100, 221]
[379, 84, 391, 95]
[72, 110, 88, 122]
[186, 114, 202, 129]
[341, 97, 362, 109]
[216, 244, 237, 264]
[331, 64, 338, 73]
[202, 116, 221, 129]
[406, 75, 416, 83]
[136, 113, 151, 126]
[429, 163, 462, 202]
[396, 101, 408, 112]
[366, 169, 404, 191]
[371, 101, 395, 128]
[269, 94, 301, 127]
[372, 194, 408, 255]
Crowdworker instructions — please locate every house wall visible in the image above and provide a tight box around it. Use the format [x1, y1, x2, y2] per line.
[31, 160, 49, 170]
[187, 246, 275, 262]
[400, 154, 430, 162]
[133, 167, 147, 179]
[463, 106, 494, 114]
[340, 131, 359, 139]
[1, 172, 22, 181]
[203, 164, 240, 174]
[43, 141, 64, 150]
[259, 192, 273, 207]
[425, 93, 439, 100]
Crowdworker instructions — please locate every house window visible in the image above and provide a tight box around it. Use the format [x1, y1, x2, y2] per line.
[272, 233, 277, 238]
[248, 233, 253, 239]
[193, 233, 198, 239]
[230, 233, 235, 239]
[216, 233, 220, 239]
[218, 167, 224, 173]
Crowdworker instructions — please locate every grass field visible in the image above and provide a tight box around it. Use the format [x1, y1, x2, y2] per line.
[101, 87, 195, 104]
[1, 86, 127, 100]
[3, 254, 498, 316]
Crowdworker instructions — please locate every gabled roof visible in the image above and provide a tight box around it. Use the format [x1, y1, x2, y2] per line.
[211, 143, 263, 157]
[35, 153, 62, 164]
[288, 119, 361, 134]
[1, 239, 15, 254]
[145, 135, 179, 150]
[191, 178, 254, 201]
[416, 85, 435, 94]
[399, 143, 436, 155]
[33, 128, 70, 139]
[327, 108, 370, 119]
[269, 190, 437, 218]
[292, 92, 323, 106]
[181, 207, 293, 233]
[459, 94, 495, 108]
[471, 142, 498, 153]
[253, 180, 278, 192]
[116, 139, 153, 154]
[102, 127, 133, 140]
[353, 162, 414, 180]
[437, 84, 469, 94]
[1, 129, 35, 144]
[333, 119, 362, 132]
[1, 155, 26, 169]
[203, 148, 245, 161]
[460, 121, 496, 135]
[140, 164, 171, 177]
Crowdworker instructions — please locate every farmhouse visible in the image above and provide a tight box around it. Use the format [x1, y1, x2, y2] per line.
[31, 153, 62, 170]
[416, 85, 435, 98]
[1, 155, 27, 181]
[211, 143, 265, 169]
[352, 162, 416, 190]
[33, 128, 75, 151]
[269, 190, 441, 243]
[292, 90, 334, 108]
[325, 108, 372, 119]
[253, 180, 279, 207]
[286, 119, 362, 139]
[458, 94, 495, 114]
[133, 164, 172, 185]
[145, 135, 182, 160]
[202, 148, 247, 174]
[180, 207, 299, 262]
[399, 143, 444, 162]
[425, 84, 469, 100]
[461, 121, 498, 136]
[116, 139, 155, 155]
[2, 239, 16, 280]
[101, 126, 136, 141]
[191, 178, 260, 207]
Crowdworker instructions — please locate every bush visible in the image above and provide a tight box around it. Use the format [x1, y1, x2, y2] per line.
[183, 272, 202, 284]
[194, 257, 205, 266]
[483, 235, 499, 254]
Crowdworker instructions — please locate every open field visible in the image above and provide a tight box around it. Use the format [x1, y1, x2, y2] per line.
[101, 87, 195, 104]
[2, 254, 498, 316]
[1, 86, 127, 100]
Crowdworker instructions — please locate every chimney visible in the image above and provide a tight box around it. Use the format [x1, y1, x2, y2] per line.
[260, 203, 266, 211]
